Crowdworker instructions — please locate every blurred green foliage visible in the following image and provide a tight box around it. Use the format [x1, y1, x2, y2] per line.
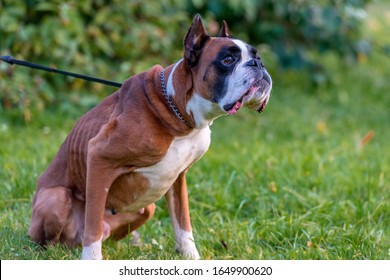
[188, 0, 371, 70]
[0, 0, 189, 118]
[0, 0, 372, 119]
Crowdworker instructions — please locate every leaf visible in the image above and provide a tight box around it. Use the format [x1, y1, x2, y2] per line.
[359, 130, 375, 149]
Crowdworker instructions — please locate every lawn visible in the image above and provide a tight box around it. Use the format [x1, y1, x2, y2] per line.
[0, 5, 389, 260]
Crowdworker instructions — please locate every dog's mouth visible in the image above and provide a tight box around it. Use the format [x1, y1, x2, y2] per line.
[223, 82, 269, 115]
[223, 92, 248, 115]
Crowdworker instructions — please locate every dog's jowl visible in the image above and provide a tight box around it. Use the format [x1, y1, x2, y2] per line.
[28, 15, 272, 260]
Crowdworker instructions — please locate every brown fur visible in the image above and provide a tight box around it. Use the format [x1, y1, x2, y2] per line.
[29, 64, 193, 247]
[28, 15, 271, 259]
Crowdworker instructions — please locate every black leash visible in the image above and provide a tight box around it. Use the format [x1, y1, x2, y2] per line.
[0, 55, 122, 88]
[0, 55, 192, 126]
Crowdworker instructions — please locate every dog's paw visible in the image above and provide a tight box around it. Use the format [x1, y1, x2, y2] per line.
[175, 239, 200, 260]
[174, 230, 201, 260]
[81, 239, 103, 260]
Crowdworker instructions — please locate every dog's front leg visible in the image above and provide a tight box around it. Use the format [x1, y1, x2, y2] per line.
[165, 171, 200, 260]
[81, 149, 117, 260]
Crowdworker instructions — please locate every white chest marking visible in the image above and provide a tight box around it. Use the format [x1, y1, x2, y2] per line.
[124, 127, 211, 212]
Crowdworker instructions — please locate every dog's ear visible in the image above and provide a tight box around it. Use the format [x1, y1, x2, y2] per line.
[218, 20, 232, 38]
[184, 14, 210, 67]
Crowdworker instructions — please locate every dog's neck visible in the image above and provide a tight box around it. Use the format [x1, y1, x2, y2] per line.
[164, 59, 225, 130]
[161, 64, 192, 128]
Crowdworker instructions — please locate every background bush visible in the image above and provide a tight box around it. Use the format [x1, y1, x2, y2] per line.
[188, 0, 371, 69]
[0, 0, 371, 119]
[0, 0, 191, 119]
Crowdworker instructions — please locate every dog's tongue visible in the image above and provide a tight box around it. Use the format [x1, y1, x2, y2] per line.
[227, 101, 242, 115]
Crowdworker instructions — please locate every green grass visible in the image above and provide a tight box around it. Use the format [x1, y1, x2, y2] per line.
[1, 4, 389, 260]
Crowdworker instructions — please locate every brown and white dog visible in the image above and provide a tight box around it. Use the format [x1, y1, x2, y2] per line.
[28, 15, 272, 260]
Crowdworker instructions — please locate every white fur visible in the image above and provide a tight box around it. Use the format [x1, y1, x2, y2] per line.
[81, 236, 103, 260]
[232, 39, 251, 61]
[173, 220, 200, 259]
[219, 40, 252, 108]
[186, 93, 224, 128]
[166, 189, 200, 260]
[217, 39, 253, 111]
[122, 127, 211, 212]
[166, 59, 183, 97]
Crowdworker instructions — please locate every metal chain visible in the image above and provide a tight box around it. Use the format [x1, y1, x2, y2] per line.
[160, 69, 192, 128]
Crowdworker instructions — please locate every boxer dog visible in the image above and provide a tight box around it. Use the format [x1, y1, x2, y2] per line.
[28, 15, 272, 260]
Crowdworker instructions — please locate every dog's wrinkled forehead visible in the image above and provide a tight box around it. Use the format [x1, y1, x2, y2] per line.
[201, 38, 255, 67]
[184, 15, 258, 76]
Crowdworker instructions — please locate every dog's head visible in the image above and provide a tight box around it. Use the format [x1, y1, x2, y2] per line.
[183, 15, 272, 119]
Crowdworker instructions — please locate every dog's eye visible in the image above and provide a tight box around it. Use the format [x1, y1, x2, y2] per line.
[222, 55, 234, 65]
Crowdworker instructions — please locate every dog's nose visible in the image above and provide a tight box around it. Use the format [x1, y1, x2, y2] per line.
[245, 58, 263, 69]
[262, 70, 272, 85]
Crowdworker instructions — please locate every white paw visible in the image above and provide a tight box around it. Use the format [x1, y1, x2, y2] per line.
[176, 244, 200, 260]
[81, 239, 103, 260]
[175, 231, 200, 260]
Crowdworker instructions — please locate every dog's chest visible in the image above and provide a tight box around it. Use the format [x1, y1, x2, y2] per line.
[119, 127, 211, 212]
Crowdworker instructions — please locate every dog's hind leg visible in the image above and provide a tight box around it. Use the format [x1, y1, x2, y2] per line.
[28, 186, 79, 247]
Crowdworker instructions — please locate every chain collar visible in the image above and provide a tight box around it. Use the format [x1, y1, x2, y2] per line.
[160, 69, 192, 128]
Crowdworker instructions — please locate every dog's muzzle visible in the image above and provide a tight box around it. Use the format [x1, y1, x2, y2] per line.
[224, 69, 272, 115]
